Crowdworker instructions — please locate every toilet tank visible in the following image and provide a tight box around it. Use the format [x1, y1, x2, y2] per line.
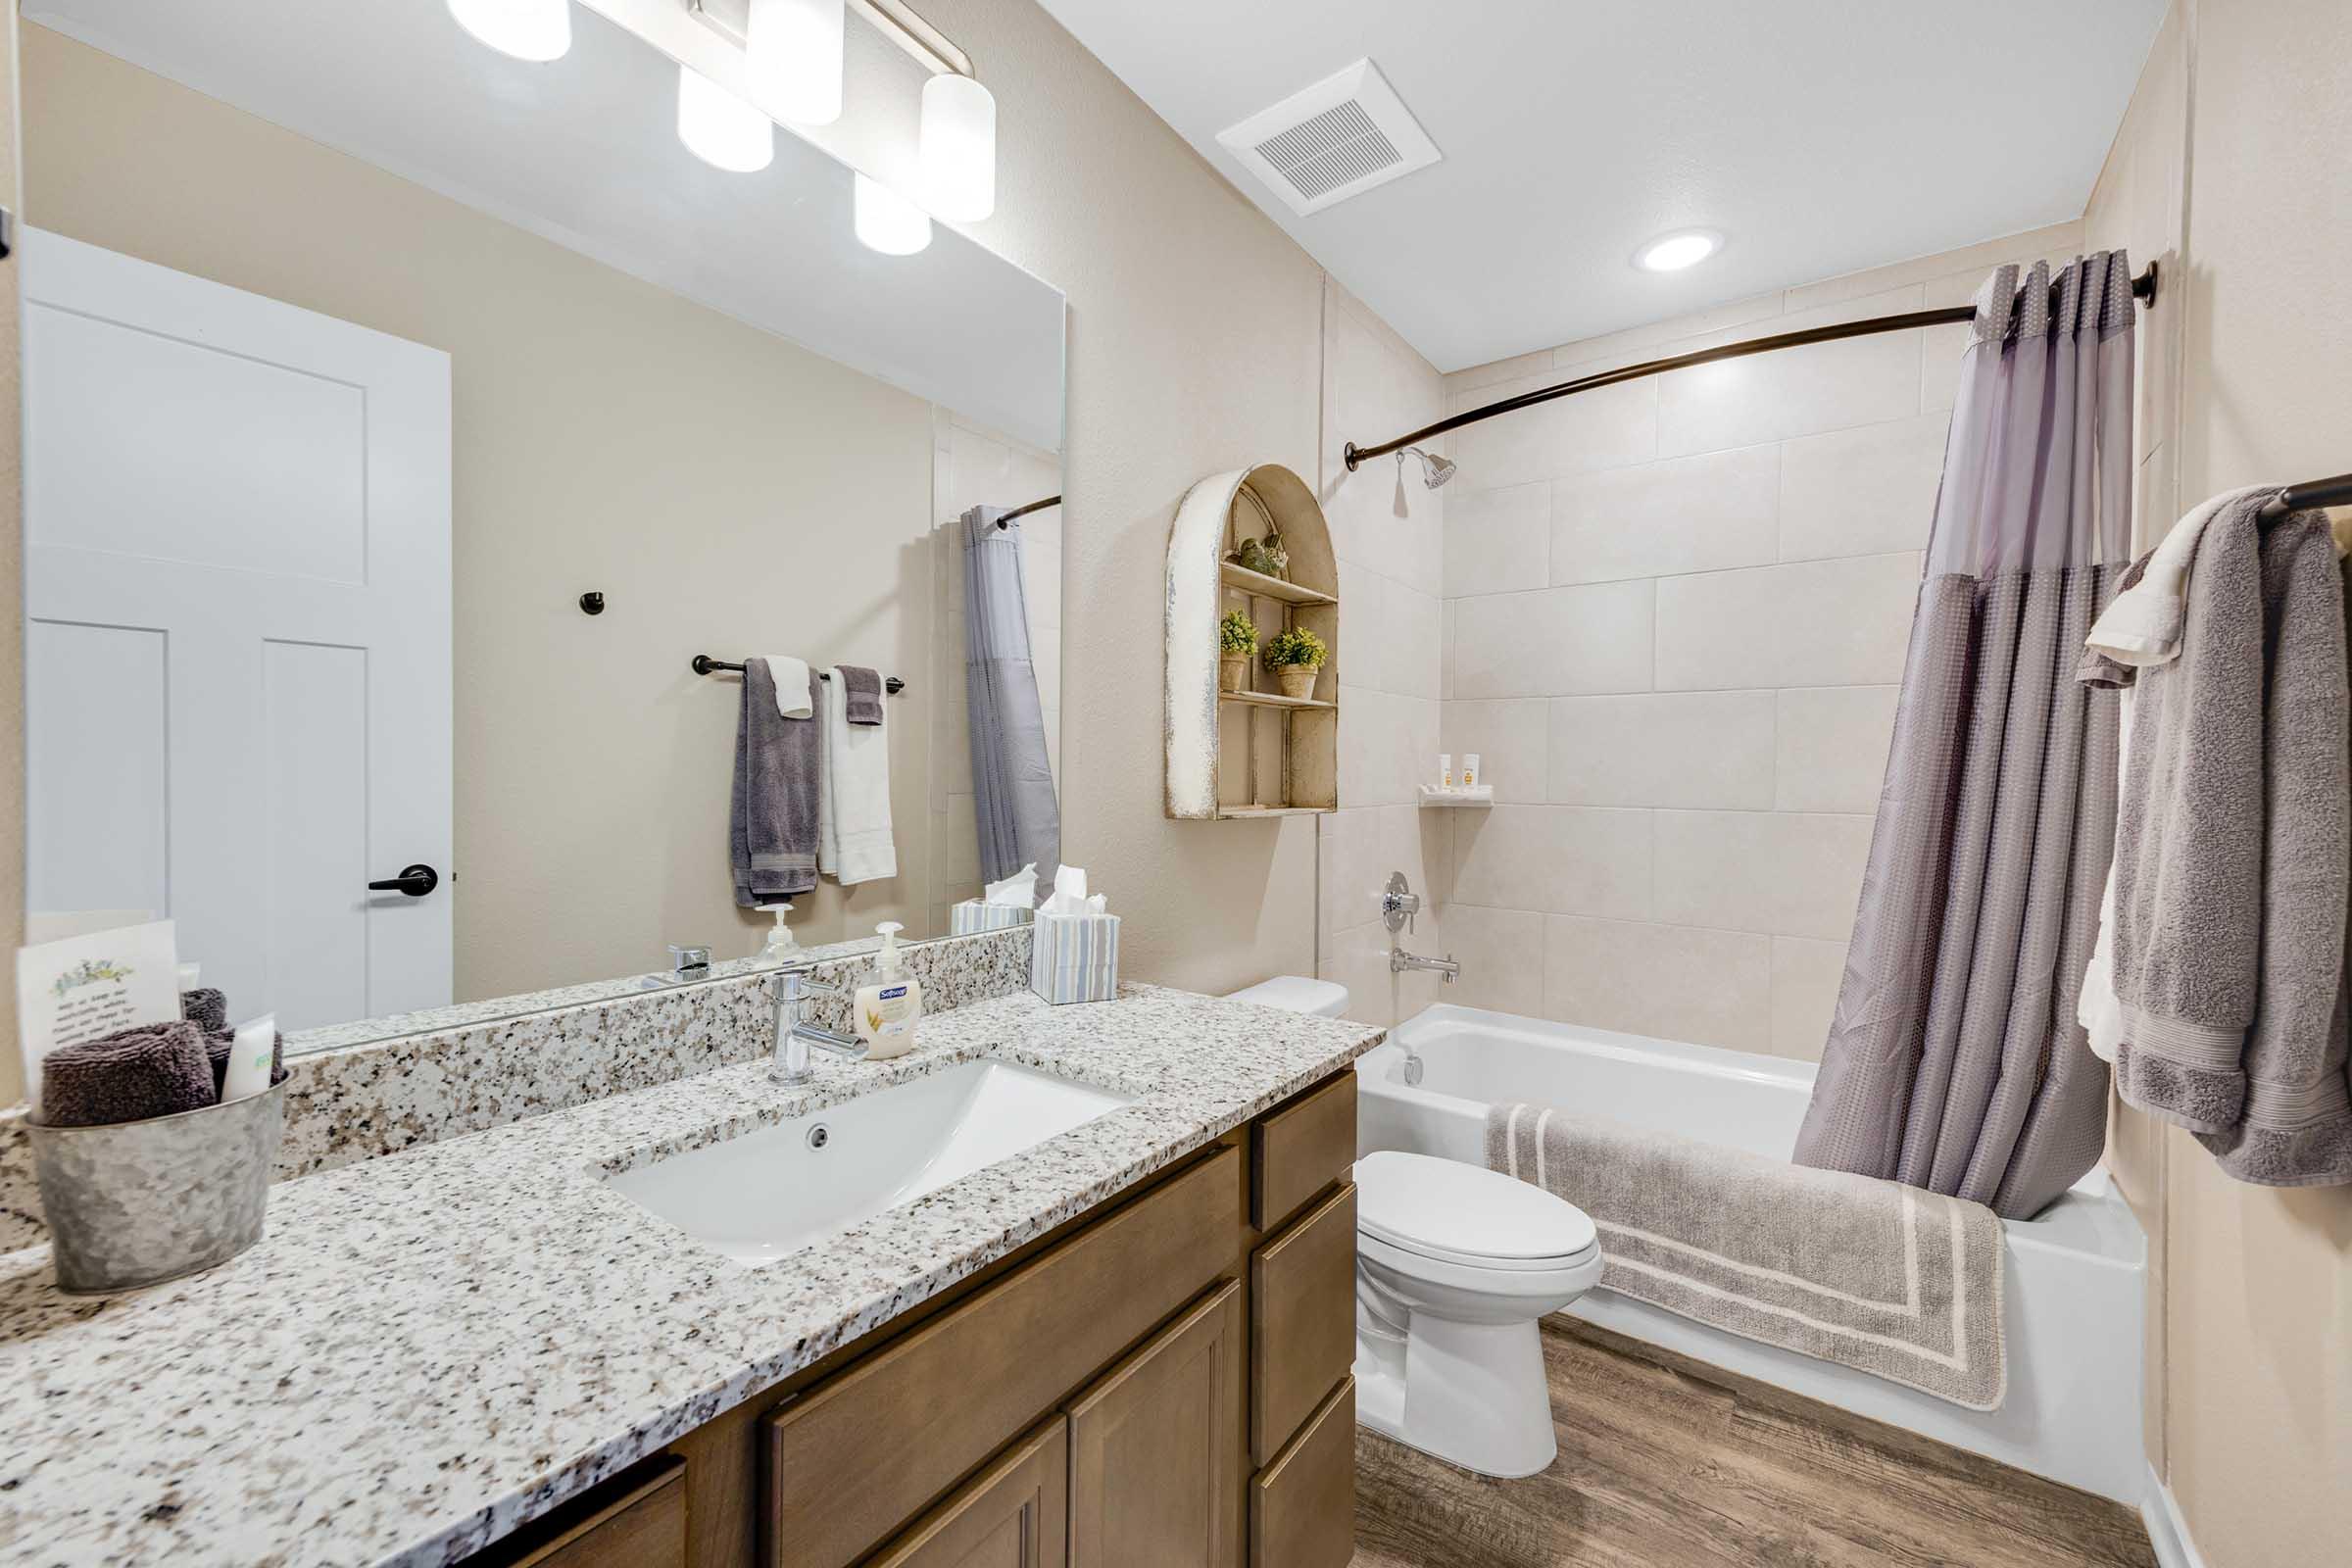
[1224, 975, 1349, 1018]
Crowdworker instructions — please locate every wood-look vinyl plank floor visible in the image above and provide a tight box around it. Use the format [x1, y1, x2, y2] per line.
[1351, 1318, 2156, 1568]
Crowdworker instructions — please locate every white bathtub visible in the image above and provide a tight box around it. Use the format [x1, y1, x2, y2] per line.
[1357, 1004, 2147, 1504]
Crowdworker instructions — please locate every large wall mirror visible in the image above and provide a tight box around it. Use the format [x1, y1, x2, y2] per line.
[18, 0, 1067, 1048]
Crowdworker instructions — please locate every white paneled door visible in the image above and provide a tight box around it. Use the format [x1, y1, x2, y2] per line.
[24, 230, 453, 1030]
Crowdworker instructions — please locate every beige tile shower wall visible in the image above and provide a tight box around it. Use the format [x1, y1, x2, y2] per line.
[1311, 277, 1450, 1028]
[1436, 220, 2084, 1057]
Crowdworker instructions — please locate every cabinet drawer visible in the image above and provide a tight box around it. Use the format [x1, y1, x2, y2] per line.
[766, 1145, 1241, 1568]
[1250, 1378, 1354, 1568]
[1250, 1182, 1356, 1466]
[505, 1458, 684, 1568]
[1252, 1071, 1355, 1232]
[864, 1416, 1068, 1568]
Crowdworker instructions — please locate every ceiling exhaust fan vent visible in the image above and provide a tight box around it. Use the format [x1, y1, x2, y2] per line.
[1216, 60, 1440, 217]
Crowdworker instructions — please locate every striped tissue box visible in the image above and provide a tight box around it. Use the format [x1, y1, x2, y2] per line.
[1029, 911, 1120, 1004]
[951, 900, 1034, 936]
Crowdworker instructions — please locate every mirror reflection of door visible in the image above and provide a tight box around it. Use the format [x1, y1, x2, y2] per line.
[22, 230, 455, 1030]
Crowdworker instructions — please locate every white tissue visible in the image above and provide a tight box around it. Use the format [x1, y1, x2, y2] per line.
[1039, 864, 1097, 918]
[985, 863, 1039, 907]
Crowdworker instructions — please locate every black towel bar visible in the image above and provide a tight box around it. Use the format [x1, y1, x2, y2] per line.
[690, 656, 905, 693]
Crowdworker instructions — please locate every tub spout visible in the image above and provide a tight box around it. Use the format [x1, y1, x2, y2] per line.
[1392, 947, 1459, 983]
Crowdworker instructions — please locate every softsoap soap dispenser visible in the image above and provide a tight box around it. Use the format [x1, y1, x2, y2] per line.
[854, 922, 923, 1058]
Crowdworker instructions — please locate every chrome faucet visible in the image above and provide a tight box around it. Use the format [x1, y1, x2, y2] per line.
[1391, 947, 1460, 983]
[770, 969, 867, 1086]
[1380, 870, 1457, 982]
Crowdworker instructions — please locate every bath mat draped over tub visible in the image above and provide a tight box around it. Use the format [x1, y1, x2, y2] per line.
[1489, 1102, 2005, 1409]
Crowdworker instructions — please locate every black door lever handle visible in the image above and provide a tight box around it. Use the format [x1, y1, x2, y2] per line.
[368, 863, 439, 898]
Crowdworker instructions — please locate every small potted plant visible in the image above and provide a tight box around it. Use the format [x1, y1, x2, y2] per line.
[1261, 625, 1328, 701]
[1218, 610, 1257, 693]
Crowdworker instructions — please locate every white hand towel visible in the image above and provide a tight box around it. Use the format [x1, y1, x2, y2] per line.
[2078, 685, 2133, 1063]
[2082, 490, 2239, 667]
[760, 656, 813, 718]
[816, 664, 896, 886]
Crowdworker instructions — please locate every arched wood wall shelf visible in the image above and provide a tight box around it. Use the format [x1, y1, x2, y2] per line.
[1164, 464, 1339, 820]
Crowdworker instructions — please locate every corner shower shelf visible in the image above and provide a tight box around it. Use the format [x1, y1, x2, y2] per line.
[1166, 464, 1339, 821]
[1217, 561, 1336, 606]
[1418, 785, 1494, 808]
[1219, 689, 1336, 711]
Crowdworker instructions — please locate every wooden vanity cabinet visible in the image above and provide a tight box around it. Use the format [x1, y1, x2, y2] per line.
[468, 1067, 1359, 1568]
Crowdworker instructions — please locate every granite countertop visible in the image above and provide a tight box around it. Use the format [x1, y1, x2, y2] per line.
[0, 985, 1382, 1568]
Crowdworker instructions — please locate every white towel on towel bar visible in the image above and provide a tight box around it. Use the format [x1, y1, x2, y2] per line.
[816, 664, 897, 886]
[760, 655, 812, 718]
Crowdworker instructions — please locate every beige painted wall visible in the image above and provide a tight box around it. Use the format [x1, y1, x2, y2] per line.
[22, 24, 948, 1002]
[2088, 2, 2352, 1562]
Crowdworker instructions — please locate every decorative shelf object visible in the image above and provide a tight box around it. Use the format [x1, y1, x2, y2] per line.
[1417, 785, 1494, 808]
[1166, 464, 1339, 821]
[1218, 690, 1336, 712]
[1217, 561, 1336, 607]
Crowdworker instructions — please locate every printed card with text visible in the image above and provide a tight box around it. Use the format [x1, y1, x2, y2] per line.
[16, 919, 181, 1105]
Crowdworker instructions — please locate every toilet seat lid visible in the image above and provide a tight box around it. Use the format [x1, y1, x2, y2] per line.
[1354, 1151, 1597, 1266]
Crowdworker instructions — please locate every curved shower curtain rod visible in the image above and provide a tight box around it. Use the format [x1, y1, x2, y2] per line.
[1345, 262, 2162, 471]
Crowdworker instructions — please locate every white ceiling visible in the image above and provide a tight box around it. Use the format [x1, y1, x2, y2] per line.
[27, 0, 1066, 451]
[1038, 0, 2168, 371]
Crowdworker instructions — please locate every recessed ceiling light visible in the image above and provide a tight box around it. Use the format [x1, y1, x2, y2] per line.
[1635, 229, 1722, 272]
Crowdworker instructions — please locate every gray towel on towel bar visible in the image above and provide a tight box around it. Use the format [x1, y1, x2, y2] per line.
[838, 664, 885, 725]
[2095, 494, 2352, 1185]
[1488, 1102, 2006, 1409]
[730, 657, 821, 906]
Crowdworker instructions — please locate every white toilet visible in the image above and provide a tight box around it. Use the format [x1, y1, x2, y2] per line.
[1352, 1151, 1601, 1477]
[1222, 977, 1603, 1479]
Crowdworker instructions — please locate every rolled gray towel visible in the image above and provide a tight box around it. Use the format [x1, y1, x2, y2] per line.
[39, 1022, 215, 1128]
[204, 1028, 288, 1099]
[180, 988, 229, 1034]
[838, 663, 885, 725]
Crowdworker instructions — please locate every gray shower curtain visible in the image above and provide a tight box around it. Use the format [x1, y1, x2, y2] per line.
[1792, 254, 2136, 1220]
[960, 505, 1060, 887]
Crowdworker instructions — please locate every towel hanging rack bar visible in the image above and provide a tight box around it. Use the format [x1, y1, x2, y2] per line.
[690, 656, 905, 692]
[996, 495, 1060, 526]
[2259, 472, 2352, 523]
[1345, 261, 2162, 471]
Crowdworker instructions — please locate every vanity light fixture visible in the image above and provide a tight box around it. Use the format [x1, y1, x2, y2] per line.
[854, 173, 933, 255]
[677, 64, 774, 172]
[445, 0, 571, 62]
[1635, 228, 1723, 272]
[748, 0, 844, 125]
[917, 73, 996, 220]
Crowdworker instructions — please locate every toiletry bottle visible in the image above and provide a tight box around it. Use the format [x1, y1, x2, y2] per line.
[1438, 753, 1453, 790]
[854, 922, 923, 1059]
[1461, 753, 1482, 788]
[756, 902, 800, 963]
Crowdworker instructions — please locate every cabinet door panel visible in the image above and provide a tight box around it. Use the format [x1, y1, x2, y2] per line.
[1066, 1281, 1241, 1568]
[1250, 1182, 1356, 1466]
[505, 1458, 684, 1568]
[865, 1418, 1068, 1568]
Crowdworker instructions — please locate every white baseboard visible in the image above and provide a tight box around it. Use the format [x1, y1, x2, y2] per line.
[2141, 1465, 2209, 1568]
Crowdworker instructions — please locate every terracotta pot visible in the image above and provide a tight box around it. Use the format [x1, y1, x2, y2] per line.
[1219, 657, 1248, 693]
[1276, 664, 1320, 701]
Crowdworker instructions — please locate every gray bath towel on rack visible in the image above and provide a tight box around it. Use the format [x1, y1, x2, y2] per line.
[1489, 1102, 2005, 1409]
[837, 663, 886, 725]
[730, 656, 821, 906]
[2091, 491, 2352, 1186]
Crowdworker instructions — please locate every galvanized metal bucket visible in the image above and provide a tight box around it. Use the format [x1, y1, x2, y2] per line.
[26, 1078, 286, 1295]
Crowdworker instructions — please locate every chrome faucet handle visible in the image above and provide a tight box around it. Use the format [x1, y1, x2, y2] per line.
[778, 969, 842, 1002]
[1381, 870, 1422, 934]
[668, 945, 711, 978]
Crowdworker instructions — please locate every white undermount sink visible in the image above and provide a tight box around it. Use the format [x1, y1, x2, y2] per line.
[605, 1060, 1134, 1267]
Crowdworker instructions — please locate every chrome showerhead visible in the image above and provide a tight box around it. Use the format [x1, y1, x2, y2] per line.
[1396, 445, 1456, 488]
